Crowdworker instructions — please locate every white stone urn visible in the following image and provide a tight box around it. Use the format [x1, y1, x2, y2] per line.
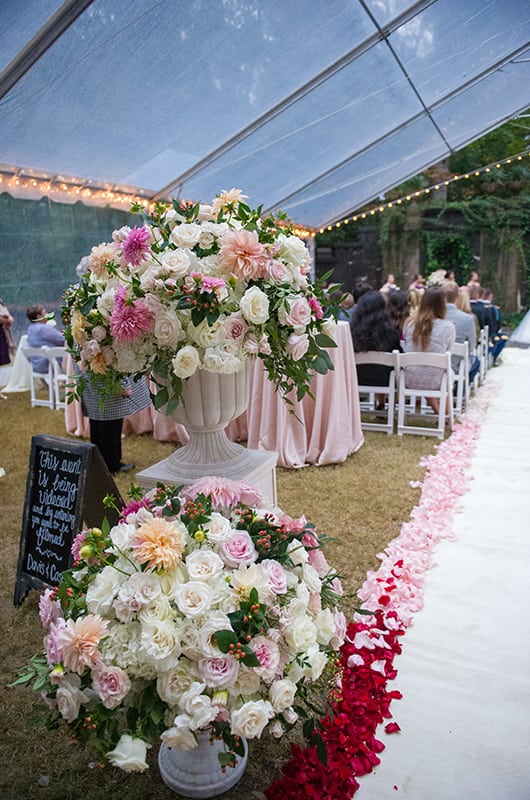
[158, 730, 248, 798]
[136, 365, 277, 501]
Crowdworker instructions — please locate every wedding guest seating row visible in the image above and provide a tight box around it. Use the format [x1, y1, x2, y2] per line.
[354, 345, 473, 439]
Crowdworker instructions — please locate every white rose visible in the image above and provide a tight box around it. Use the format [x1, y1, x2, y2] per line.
[107, 735, 150, 773]
[188, 317, 225, 348]
[160, 247, 192, 278]
[96, 288, 117, 320]
[306, 644, 328, 680]
[269, 678, 297, 712]
[86, 565, 124, 617]
[283, 707, 299, 725]
[315, 607, 335, 645]
[229, 665, 261, 696]
[196, 612, 232, 656]
[137, 595, 175, 625]
[302, 563, 322, 594]
[321, 317, 337, 340]
[157, 663, 201, 705]
[179, 682, 218, 730]
[140, 618, 182, 669]
[56, 674, 88, 723]
[283, 615, 317, 653]
[118, 571, 162, 609]
[185, 550, 224, 583]
[172, 345, 200, 379]
[277, 234, 309, 269]
[203, 513, 232, 543]
[161, 716, 198, 751]
[230, 700, 275, 740]
[239, 285, 270, 325]
[109, 522, 136, 552]
[169, 222, 202, 249]
[153, 307, 183, 348]
[286, 540, 308, 565]
[175, 581, 211, 618]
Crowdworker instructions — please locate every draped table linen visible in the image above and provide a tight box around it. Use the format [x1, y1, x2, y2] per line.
[64, 321, 363, 468]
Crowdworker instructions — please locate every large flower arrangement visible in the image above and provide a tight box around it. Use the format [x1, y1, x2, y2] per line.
[15, 477, 345, 773]
[63, 189, 336, 410]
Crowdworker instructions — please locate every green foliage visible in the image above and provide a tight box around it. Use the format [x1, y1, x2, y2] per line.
[423, 232, 474, 284]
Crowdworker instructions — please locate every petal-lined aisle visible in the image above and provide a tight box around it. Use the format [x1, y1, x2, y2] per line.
[358, 346, 530, 799]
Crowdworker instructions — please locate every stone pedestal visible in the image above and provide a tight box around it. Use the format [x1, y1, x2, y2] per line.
[136, 367, 278, 504]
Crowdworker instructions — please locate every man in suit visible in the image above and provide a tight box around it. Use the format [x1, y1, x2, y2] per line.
[443, 281, 480, 383]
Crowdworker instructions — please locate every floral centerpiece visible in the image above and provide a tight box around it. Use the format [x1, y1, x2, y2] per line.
[15, 476, 345, 774]
[63, 189, 336, 410]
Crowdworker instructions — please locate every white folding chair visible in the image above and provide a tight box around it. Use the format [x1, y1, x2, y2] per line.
[354, 351, 397, 435]
[396, 351, 454, 439]
[451, 340, 470, 416]
[47, 346, 69, 409]
[21, 345, 55, 408]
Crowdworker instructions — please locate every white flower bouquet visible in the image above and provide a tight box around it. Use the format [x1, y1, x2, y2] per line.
[63, 189, 336, 409]
[14, 477, 345, 772]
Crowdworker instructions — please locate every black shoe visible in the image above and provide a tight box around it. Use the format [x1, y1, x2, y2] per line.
[113, 462, 135, 474]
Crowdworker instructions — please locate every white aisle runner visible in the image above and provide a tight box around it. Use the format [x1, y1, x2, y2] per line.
[358, 348, 530, 800]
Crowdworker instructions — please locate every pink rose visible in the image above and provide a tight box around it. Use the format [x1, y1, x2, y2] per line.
[286, 333, 309, 361]
[224, 312, 248, 343]
[279, 514, 307, 534]
[92, 665, 131, 709]
[251, 636, 281, 680]
[278, 296, 311, 330]
[264, 259, 290, 283]
[199, 656, 240, 688]
[218, 531, 258, 568]
[302, 532, 330, 577]
[260, 559, 288, 594]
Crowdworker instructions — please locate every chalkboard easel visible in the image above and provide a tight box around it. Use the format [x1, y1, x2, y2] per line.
[14, 435, 124, 607]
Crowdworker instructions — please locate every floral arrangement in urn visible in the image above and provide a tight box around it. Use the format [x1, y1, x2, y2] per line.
[14, 477, 345, 773]
[63, 189, 336, 410]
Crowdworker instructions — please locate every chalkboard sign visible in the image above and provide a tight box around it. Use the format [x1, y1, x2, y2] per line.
[14, 435, 124, 606]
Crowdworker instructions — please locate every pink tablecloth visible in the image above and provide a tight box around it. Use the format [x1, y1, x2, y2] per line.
[65, 322, 363, 468]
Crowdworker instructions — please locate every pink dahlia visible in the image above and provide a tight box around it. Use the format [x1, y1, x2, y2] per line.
[121, 226, 153, 266]
[218, 228, 269, 280]
[109, 285, 154, 343]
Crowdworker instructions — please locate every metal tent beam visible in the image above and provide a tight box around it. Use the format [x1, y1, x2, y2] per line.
[0, 0, 95, 101]
[152, 0, 436, 201]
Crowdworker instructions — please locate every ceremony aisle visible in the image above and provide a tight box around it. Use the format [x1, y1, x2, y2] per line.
[356, 346, 530, 799]
[266, 347, 530, 800]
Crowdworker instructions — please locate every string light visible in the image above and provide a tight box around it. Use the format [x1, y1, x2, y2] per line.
[324, 148, 530, 228]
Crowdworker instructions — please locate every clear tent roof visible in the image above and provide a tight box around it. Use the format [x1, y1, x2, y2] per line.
[1, 0, 529, 230]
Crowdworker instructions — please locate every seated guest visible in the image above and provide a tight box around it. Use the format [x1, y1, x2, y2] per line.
[408, 273, 425, 292]
[26, 304, 65, 373]
[468, 284, 489, 329]
[403, 287, 456, 414]
[350, 291, 401, 390]
[384, 289, 410, 342]
[380, 273, 400, 293]
[347, 282, 374, 323]
[483, 288, 508, 365]
[442, 280, 479, 384]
